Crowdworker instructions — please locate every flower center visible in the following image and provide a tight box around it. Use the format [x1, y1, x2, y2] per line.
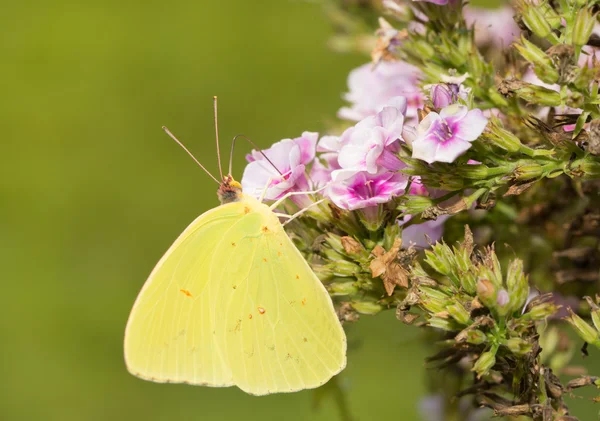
[430, 119, 453, 143]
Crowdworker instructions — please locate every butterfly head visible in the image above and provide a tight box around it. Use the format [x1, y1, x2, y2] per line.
[218, 175, 243, 204]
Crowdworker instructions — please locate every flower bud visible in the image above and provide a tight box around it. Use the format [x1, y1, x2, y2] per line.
[514, 37, 559, 84]
[430, 83, 458, 109]
[473, 349, 496, 377]
[518, 84, 562, 106]
[581, 158, 600, 179]
[446, 302, 471, 325]
[514, 160, 544, 181]
[525, 302, 558, 321]
[573, 8, 596, 48]
[461, 271, 478, 295]
[428, 316, 458, 332]
[483, 122, 522, 152]
[476, 278, 497, 311]
[398, 195, 435, 214]
[327, 260, 361, 277]
[584, 297, 600, 332]
[520, 3, 558, 40]
[456, 164, 493, 179]
[504, 338, 533, 355]
[419, 286, 448, 314]
[351, 301, 382, 315]
[465, 329, 487, 345]
[496, 289, 511, 317]
[565, 308, 600, 345]
[325, 233, 346, 255]
[506, 259, 529, 313]
[328, 281, 358, 296]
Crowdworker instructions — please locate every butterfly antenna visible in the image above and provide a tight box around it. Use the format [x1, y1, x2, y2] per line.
[228, 134, 283, 177]
[162, 126, 220, 185]
[213, 96, 224, 180]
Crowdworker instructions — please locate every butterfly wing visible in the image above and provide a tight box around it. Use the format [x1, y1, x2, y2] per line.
[210, 196, 347, 395]
[124, 195, 347, 395]
[124, 202, 247, 387]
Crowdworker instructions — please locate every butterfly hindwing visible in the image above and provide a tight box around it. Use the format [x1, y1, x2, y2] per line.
[211, 198, 346, 395]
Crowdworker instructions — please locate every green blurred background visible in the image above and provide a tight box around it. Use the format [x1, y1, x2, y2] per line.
[2, 1, 599, 420]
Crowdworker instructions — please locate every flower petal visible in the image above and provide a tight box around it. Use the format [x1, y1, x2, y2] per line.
[452, 109, 488, 141]
[433, 137, 472, 163]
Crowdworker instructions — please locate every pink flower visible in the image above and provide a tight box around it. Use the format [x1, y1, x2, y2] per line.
[241, 131, 317, 202]
[338, 62, 423, 122]
[333, 99, 409, 180]
[463, 6, 520, 48]
[327, 171, 407, 211]
[412, 104, 488, 164]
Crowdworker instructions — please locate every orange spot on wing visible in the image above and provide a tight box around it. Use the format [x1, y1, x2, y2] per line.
[231, 242, 236, 247]
[248, 314, 253, 319]
[258, 307, 266, 315]
[262, 225, 269, 232]
[244, 206, 251, 214]
[295, 274, 300, 280]
[232, 285, 237, 290]
[303, 337, 308, 343]
[301, 298, 307, 306]
[263, 258, 267, 262]
[277, 251, 282, 257]
[180, 289, 193, 298]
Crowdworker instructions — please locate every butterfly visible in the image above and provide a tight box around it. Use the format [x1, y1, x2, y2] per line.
[124, 98, 347, 395]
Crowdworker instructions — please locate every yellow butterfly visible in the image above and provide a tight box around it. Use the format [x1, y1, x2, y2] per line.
[124, 99, 347, 395]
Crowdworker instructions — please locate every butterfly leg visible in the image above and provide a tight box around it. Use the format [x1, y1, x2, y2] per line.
[268, 184, 331, 211]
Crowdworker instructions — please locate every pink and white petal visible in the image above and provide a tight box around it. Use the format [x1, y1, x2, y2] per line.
[295, 131, 318, 164]
[439, 104, 468, 126]
[416, 112, 442, 137]
[433, 137, 472, 163]
[377, 148, 404, 171]
[452, 109, 488, 141]
[317, 135, 343, 153]
[411, 135, 439, 164]
[380, 96, 408, 115]
[401, 125, 417, 146]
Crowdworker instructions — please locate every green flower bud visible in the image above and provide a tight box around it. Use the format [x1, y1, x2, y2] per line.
[428, 316, 459, 332]
[461, 271, 478, 295]
[514, 37, 559, 84]
[573, 8, 596, 47]
[424, 249, 451, 276]
[581, 158, 600, 179]
[483, 122, 522, 152]
[514, 160, 544, 181]
[419, 286, 449, 314]
[506, 259, 529, 313]
[521, 4, 554, 39]
[323, 247, 349, 263]
[446, 302, 471, 325]
[584, 297, 600, 332]
[525, 302, 558, 321]
[473, 349, 497, 377]
[517, 83, 562, 106]
[383, 223, 400, 252]
[328, 281, 358, 296]
[566, 308, 600, 345]
[324, 233, 345, 254]
[466, 329, 487, 345]
[351, 301, 382, 315]
[456, 164, 492, 179]
[398, 195, 435, 214]
[327, 260, 361, 277]
[504, 338, 533, 355]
